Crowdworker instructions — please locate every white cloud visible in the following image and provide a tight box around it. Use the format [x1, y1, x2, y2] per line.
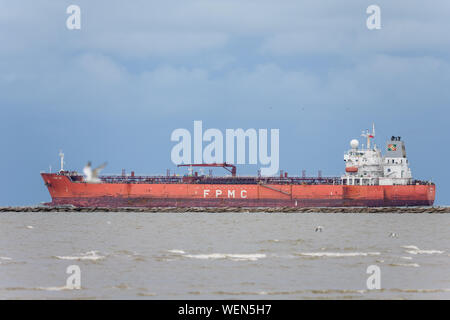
[77, 53, 126, 83]
[83, 32, 229, 58]
[0, 0, 449, 117]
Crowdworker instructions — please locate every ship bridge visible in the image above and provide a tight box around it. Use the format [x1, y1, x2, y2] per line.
[341, 124, 413, 186]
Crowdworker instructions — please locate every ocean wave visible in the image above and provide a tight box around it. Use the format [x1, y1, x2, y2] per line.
[167, 249, 186, 254]
[0, 256, 13, 265]
[390, 288, 450, 293]
[210, 287, 450, 296]
[296, 252, 380, 258]
[113, 249, 135, 255]
[3, 286, 79, 291]
[38, 286, 76, 291]
[113, 250, 146, 262]
[212, 289, 367, 296]
[54, 250, 105, 261]
[113, 283, 130, 290]
[137, 292, 157, 297]
[182, 253, 266, 261]
[401, 245, 420, 250]
[402, 245, 444, 255]
[213, 290, 274, 296]
[389, 263, 420, 268]
[258, 239, 280, 243]
[259, 238, 305, 244]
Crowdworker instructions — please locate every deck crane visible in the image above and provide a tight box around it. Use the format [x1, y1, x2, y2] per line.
[177, 163, 237, 177]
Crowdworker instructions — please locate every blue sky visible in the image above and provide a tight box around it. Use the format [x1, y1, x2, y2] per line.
[0, 0, 449, 205]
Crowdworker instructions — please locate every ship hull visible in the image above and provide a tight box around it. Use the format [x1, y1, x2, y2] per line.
[41, 173, 435, 208]
[47, 197, 433, 208]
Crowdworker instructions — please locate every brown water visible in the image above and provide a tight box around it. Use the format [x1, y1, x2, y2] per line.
[0, 211, 449, 299]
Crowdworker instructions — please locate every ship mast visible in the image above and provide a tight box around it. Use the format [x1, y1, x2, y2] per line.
[59, 150, 64, 172]
[361, 123, 375, 149]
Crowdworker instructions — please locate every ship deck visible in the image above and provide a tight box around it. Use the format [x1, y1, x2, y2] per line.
[60, 172, 431, 186]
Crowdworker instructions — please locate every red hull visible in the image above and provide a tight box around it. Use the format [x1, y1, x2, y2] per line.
[41, 173, 435, 208]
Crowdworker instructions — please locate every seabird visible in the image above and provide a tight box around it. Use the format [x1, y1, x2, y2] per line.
[83, 161, 107, 183]
[389, 232, 398, 238]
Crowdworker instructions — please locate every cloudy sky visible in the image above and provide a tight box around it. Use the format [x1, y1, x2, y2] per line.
[1, 0, 449, 205]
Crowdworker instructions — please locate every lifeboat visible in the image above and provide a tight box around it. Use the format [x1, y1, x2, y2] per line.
[345, 167, 358, 173]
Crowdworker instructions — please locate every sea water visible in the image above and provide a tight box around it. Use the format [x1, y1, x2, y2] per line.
[0, 211, 449, 299]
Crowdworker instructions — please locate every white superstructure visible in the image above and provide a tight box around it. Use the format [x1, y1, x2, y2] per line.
[341, 124, 413, 186]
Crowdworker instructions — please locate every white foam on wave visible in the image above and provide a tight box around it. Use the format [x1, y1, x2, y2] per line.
[297, 252, 380, 258]
[0, 256, 12, 261]
[389, 263, 420, 268]
[183, 253, 266, 261]
[214, 289, 367, 296]
[391, 288, 450, 293]
[402, 245, 444, 255]
[38, 286, 75, 291]
[55, 250, 105, 261]
[402, 245, 419, 250]
[167, 249, 185, 254]
[407, 249, 444, 255]
[4, 286, 79, 292]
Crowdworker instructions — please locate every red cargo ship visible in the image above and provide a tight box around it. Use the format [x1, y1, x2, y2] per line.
[41, 126, 435, 207]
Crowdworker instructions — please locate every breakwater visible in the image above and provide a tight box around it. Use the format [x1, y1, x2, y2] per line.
[0, 206, 449, 213]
